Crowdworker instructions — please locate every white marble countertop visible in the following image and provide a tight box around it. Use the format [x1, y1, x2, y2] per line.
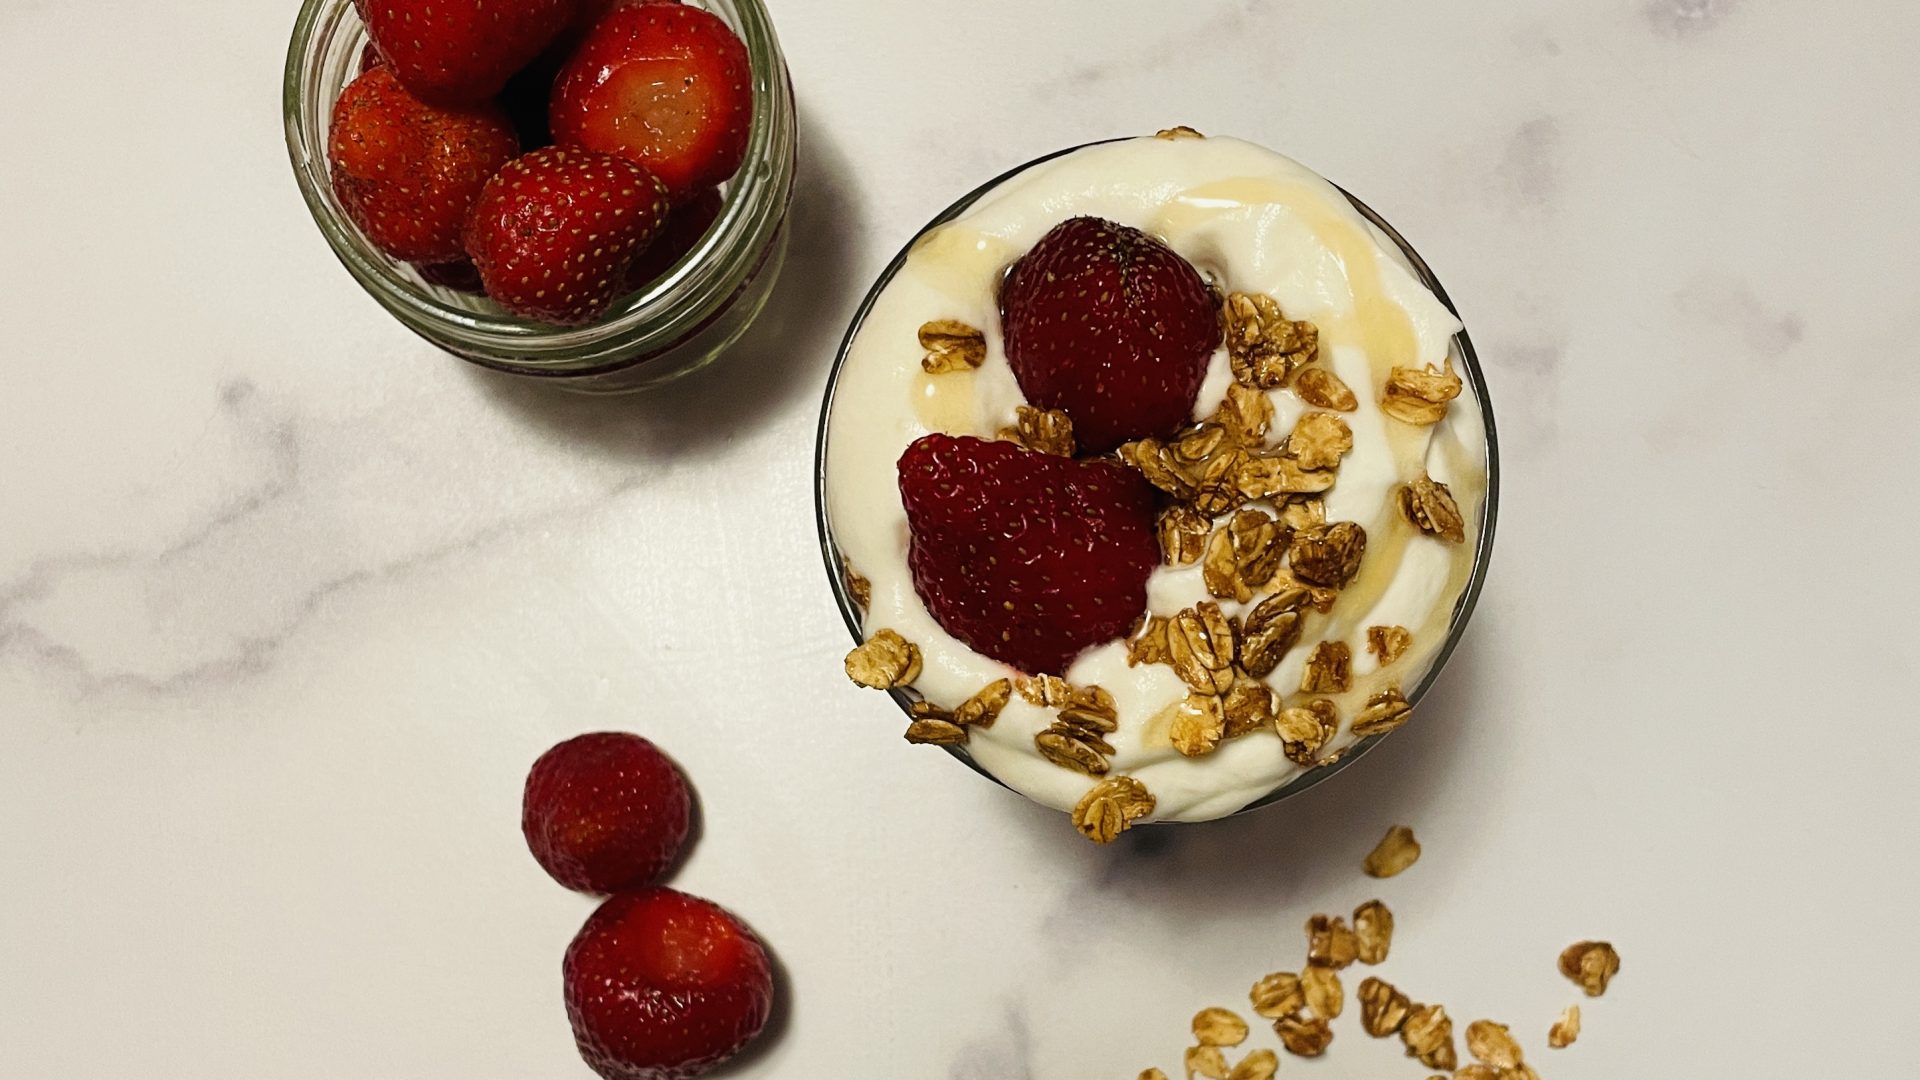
[3, 0, 1916, 1075]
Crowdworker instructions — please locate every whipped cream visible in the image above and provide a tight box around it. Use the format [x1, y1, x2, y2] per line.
[824, 135, 1488, 823]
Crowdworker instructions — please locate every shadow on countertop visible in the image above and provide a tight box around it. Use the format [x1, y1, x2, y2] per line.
[471, 111, 866, 463]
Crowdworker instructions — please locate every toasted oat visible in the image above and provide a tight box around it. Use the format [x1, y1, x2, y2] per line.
[1300, 641, 1353, 694]
[904, 718, 968, 745]
[1157, 125, 1206, 140]
[1214, 383, 1275, 444]
[1401, 1003, 1457, 1070]
[1548, 1005, 1581, 1049]
[918, 319, 986, 373]
[1071, 775, 1156, 843]
[1249, 971, 1305, 1019]
[1189, 448, 1251, 516]
[1274, 1014, 1333, 1057]
[1353, 900, 1394, 965]
[1192, 1007, 1250, 1047]
[1225, 1049, 1277, 1080]
[953, 678, 1013, 728]
[1234, 453, 1336, 501]
[1013, 404, 1076, 457]
[1225, 293, 1320, 389]
[1138, 1070, 1169, 1080]
[1158, 505, 1211, 567]
[1559, 941, 1621, 997]
[842, 560, 871, 613]
[1278, 497, 1326, 531]
[1465, 1021, 1523, 1069]
[1059, 684, 1119, 731]
[1173, 422, 1229, 465]
[1366, 625, 1413, 665]
[1222, 682, 1277, 739]
[1169, 602, 1237, 694]
[1288, 521, 1366, 588]
[1170, 693, 1227, 757]
[1229, 509, 1286, 586]
[1184, 1045, 1228, 1080]
[1015, 674, 1072, 707]
[1358, 976, 1412, 1037]
[1286, 413, 1353, 470]
[1034, 730, 1109, 776]
[1301, 964, 1343, 1020]
[1351, 687, 1413, 737]
[1275, 699, 1337, 765]
[1128, 615, 1172, 667]
[1364, 825, 1422, 878]
[1294, 365, 1358, 411]
[1121, 438, 1197, 502]
[1202, 528, 1248, 603]
[1399, 474, 1467, 543]
[1381, 360, 1463, 425]
[1239, 591, 1307, 679]
[1455, 1067, 1499, 1080]
[1306, 914, 1360, 970]
[844, 629, 923, 689]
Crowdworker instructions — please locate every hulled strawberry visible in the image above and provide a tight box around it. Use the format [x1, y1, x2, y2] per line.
[326, 65, 518, 264]
[999, 216, 1221, 453]
[897, 434, 1160, 676]
[549, 2, 752, 200]
[463, 146, 671, 324]
[353, 0, 576, 104]
[522, 732, 692, 895]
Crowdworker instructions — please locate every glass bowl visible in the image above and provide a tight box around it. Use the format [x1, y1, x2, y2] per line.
[283, 0, 797, 393]
[813, 139, 1500, 817]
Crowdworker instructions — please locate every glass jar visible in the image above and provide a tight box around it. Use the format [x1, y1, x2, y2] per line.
[814, 140, 1501, 816]
[283, 0, 797, 393]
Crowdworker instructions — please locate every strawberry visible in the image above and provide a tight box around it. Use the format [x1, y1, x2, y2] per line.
[357, 41, 384, 73]
[622, 186, 722, 289]
[326, 65, 518, 264]
[565, 888, 774, 1080]
[999, 216, 1222, 453]
[522, 732, 692, 894]
[463, 146, 671, 324]
[549, 2, 752, 200]
[897, 435, 1161, 676]
[353, 0, 576, 104]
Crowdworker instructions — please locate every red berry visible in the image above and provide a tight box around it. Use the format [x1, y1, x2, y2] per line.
[622, 186, 722, 290]
[564, 888, 775, 1080]
[999, 216, 1222, 453]
[550, 3, 752, 200]
[357, 41, 384, 73]
[353, 0, 574, 104]
[463, 146, 671, 325]
[897, 434, 1160, 676]
[326, 65, 518, 264]
[522, 732, 691, 894]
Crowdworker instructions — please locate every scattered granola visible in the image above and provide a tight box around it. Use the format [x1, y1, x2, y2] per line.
[1011, 404, 1076, 457]
[1366, 625, 1412, 665]
[1232, 453, 1334, 501]
[1225, 1049, 1276, 1080]
[1381, 360, 1463, 426]
[1193, 1008, 1250, 1047]
[1239, 590, 1306, 679]
[1464, 1021, 1524, 1069]
[1399, 474, 1468, 542]
[903, 718, 967, 745]
[917, 319, 986, 373]
[1288, 521, 1367, 588]
[1184, 1045, 1228, 1080]
[1138, 1070, 1169, 1080]
[1285, 412, 1353, 470]
[1357, 976, 1411, 1037]
[1301, 964, 1343, 1020]
[1352, 900, 1394, 965]
[1455, 1067, 1499, 1080]
[1213, 383, 1274, 444]
[842, 559, 871, 613]
[1274, 1014, 1332, 1057]
[1293, 365, 1358, 411]
[1277, 496, 1326, 532]
[1364, 825, 1422, 878]
[1249, 971, 1305, 1019]
[1170, 693, 1227, 757]
[1274, 700, 1336, 765]
[1350, 687, 1413, 737]
[1305, 914, 1360, 970]
[1035, 684, 1119, 776]
[953, 678, 1013, 728]
[1127, 615, 1172, 667]
[1221, 682, 1276, 739]
[1558, 941, 1621, 997]
[1224, 292, 1319, 389]
[1400, 1002, 1457, 1070]
[1548, 1005, 1581, 1049]
[1014, 673, 1072, 707]
[1156, 125, 1206, 140]
[1169, 602, 1237, 695]
[1034, 730, 1108, 776]
[1158, 505, 1211, 567]
[1072, 775, 1156, 843]
[1299, 641, 1353, 694]
[844, 629, 922, 689]
[1204, 510, 1286, 603]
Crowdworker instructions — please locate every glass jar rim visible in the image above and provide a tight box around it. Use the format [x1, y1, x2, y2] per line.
[281, 0, 795, 365]
[811, 137, 1503, 817]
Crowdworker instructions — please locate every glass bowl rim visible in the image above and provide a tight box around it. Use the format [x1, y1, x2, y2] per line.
[812, 136, 1502, 818]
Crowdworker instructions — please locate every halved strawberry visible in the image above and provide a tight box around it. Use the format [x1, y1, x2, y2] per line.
[353, 0, 575, 104]
[463, 146, 671, 324]
[549, 2, 752, 200]
[999, 216, 1222, 453]
[326, 65, 518, 264]
[897, 434, 1161, 676]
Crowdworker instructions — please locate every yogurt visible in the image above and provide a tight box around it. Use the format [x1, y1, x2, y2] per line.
[824, 134, 1489, 823]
